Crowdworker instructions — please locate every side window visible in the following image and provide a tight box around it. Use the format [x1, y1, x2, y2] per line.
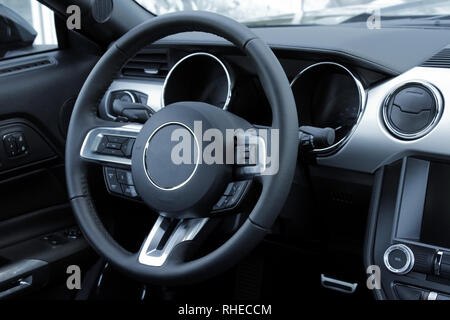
[0, 0, 58, 60]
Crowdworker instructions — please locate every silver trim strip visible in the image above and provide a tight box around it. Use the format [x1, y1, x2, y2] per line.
[320, 274, 358, 294]
[290, 61, 367, 154]
[435, 251, 443, 276]
[162, 52, 233, 110]
[138, 216, 208, 267]
[96, 262, 108, 289]
[383, 244, 414, 275]
[0, 56, 57, 78]
[0, 259, 47, 283]
[80, 124, 143, 166]
[382, 80, 443, 140]
[0, 276, 32, 299]
[0, 259, 47, 299]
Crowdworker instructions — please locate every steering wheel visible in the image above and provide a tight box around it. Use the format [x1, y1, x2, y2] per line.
[65, 11, 298, 285]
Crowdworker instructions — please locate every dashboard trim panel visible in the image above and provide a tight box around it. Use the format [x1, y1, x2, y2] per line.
[318, 66, 449, 173]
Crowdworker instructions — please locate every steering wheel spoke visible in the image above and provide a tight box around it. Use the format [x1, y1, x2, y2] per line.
[138, 215, 209, 267]
[80, 123, 142, 167]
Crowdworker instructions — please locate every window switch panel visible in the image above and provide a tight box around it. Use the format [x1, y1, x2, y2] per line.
[3, 132, 29, 158]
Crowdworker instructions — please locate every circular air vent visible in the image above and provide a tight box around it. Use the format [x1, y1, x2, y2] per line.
[383, 82, 442, 140]
[91, 0, 114, 23]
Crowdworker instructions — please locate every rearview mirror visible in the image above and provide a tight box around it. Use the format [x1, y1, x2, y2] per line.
[0, 4, 37, 52]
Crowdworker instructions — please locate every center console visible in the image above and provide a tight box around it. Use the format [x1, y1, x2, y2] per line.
[366, 157, 450, 300]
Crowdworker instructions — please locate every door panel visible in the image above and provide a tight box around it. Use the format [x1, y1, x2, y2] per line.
[0, 7, 101, 297]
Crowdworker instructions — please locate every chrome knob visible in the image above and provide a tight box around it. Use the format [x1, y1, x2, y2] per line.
[384, 244, 415, 275]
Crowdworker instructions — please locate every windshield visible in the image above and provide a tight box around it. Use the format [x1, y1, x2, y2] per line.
[135, 0, 450, 26]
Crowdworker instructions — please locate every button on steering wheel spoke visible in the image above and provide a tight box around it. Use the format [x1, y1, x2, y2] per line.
[234, 126, 272, 180]
[80, 123, 142, 167]
[104, 166, 140, 199]
[211, 180, 252, 213]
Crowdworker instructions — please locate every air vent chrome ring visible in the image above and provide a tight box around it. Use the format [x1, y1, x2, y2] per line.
[162, 52, 233, 110]
[382, 80, 443, 140]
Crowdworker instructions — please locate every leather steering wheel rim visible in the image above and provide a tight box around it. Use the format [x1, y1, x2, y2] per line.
[65, 11, 298, 285]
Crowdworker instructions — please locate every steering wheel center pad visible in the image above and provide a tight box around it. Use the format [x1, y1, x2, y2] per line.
[132, 101, 252, 219]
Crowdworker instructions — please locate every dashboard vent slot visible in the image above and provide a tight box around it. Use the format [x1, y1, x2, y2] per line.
[422, 47, 450, 68]
[121, 48, 169, 78]
[0, 57, 55, 77]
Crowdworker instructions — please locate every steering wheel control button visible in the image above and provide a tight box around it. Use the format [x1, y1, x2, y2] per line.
[144, 123, 198, 190]
[212, 180, 251, 212]
[384, 244, 415, 275]
[104, 167, 139, 199]
[106, 142, 121, 150]
[107, 136, 128, 144]
[223, 183, 234, 196]
[104, 148, 124, 156]
[383, 82, 441, 140]
[121, 184, 138, 198]
[214, 196, 228, 210]
[104, 167, 122, 194]
[116, 169, 133, 185]
[121, 138, 135, 158]
[96, 135, 135, 158]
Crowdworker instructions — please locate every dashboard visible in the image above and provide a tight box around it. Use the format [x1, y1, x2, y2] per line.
[98, 37, 450, 175]
[95, 28, 450, 300]
[99, 43, 390, 157]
